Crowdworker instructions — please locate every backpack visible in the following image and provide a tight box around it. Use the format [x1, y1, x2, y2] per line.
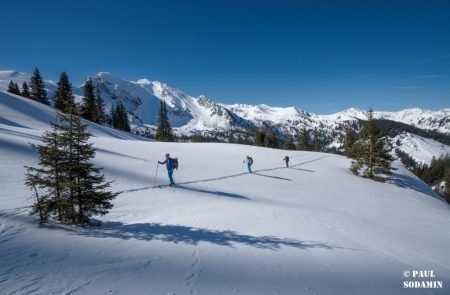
[248, 157, 253, 164]
[173, 157, 179, 170]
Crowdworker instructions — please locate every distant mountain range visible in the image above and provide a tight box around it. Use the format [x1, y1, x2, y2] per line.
[1, 70, 449, 164]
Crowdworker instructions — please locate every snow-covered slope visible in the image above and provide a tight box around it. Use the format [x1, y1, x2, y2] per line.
[1, 91, 450, 294]
[0, 70, 57, 95]
[393, 132, 450, 164]
[0, 91, 146, 141]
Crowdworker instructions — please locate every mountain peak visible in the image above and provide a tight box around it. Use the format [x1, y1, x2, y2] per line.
[135, 78, 152, 85]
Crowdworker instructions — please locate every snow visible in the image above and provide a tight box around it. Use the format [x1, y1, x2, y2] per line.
[322, 108, 450, 134]
[393, 132, 450, 164]
[1, 91, 450, 294]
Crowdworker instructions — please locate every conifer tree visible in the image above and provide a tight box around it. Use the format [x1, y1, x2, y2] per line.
[25, 109, 119, 224]
[312, 128, 321, 152]
[95, 88, 106, 124]
[21, 81, 31, 98]
[237, 134, 245, 144]
[7, 80, 15, 93]
[344, 127, 358, 158]
[25, 119, 66, 223]
[7, 80, 20, 95]
[58, 108, 118, 223]
[298, 127, 310, 151]
[54, 72, 75, 113]
[155, 101, 173, 141]
[14, 83, 21, 95]
[112, 104, 119, 129]
[264, 131, 279, 148]
[351, 108, 393, 181]
[109, 104, 115, 126]
[444, 170, 450, 203]
[254, 129, 265, 146]
[228, 131, 235, 143]
[283, 137, 296, 150]
[112, 102, 131, 132]
[81, 79, 98, 122]
[29, 67, 49, 105]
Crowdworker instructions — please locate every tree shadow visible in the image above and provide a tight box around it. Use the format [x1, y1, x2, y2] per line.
[388, 172, 441, 200]
[96, 148, 149, 162]
[176, 185, 250, 200]
[64, 222, 345, 251]
[253, 173, 292, 181]
[289, 167, 315, 173]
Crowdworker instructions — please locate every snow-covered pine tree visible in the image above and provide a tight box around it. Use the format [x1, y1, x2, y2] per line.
[54, 72, 75, 113]
[21, 81, 31, 98]
[155, 101, 173, 141]
[29, 67, 49, 105]
[81, 79, 98, 122]
[351, 108, 393, 181]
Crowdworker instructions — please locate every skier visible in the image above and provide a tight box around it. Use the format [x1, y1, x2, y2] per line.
[283, 156, 290, 168]
[244, 155, 253, 173]
[158, 153, 176, 186]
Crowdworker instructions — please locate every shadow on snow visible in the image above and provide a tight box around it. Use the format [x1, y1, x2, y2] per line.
[389, 171, 442, 200]
[66, 221, 344, 251]
[121, 156, 328, 194]
[175, 185, 250, 200]
[253, 173, 292, 181]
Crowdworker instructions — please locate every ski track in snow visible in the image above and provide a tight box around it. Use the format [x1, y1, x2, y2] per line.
[123, 156, 329, 193]
[185, 217, 202, 295]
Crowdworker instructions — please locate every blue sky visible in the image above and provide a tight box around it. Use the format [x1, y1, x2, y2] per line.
[1, 0, 449, 114]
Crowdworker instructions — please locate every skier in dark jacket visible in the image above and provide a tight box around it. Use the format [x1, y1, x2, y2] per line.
[245, 155, 253, 173]
[158, 153, 176, 185]
[283, 156, 290, 168]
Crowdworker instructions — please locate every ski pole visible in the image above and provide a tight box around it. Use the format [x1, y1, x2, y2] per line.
[154, 163, 159, 182]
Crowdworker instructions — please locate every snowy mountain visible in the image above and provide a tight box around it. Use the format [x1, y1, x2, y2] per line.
[320, 107, 450, 134]
[1, 90, 449, 294]
[393, 132, 450, 164]
[2, 70, 449, 164]
[0, 70, 58, 95]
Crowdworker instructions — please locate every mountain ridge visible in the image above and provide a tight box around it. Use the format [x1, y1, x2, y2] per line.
[1, 70, 449, 165]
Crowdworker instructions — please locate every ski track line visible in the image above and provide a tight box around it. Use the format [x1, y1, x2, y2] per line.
[185, 217, 202, 295]
[122, 156, 330, 193]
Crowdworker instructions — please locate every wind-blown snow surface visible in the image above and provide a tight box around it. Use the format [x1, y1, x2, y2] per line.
[1, 91, 450, 294]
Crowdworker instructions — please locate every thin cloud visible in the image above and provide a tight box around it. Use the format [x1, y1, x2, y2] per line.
[391, 86, 424, 89]
[411, 74, 443, 79]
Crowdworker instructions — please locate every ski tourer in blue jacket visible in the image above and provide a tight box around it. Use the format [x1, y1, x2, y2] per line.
[158, 153, 176, 185]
